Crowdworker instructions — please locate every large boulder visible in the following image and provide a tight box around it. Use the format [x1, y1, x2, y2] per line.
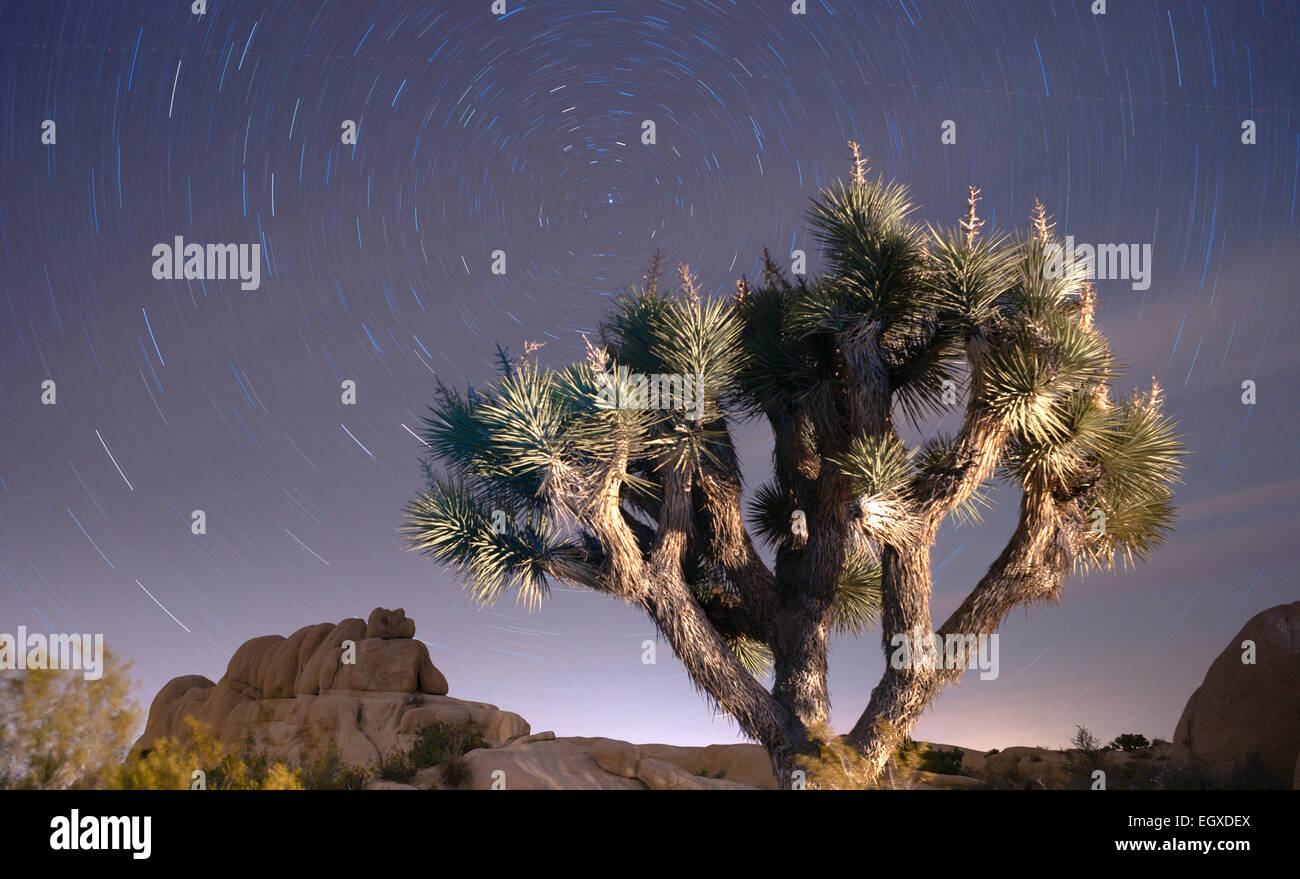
[329, 638, 449, 695]
[136, 674, 216, 753]
[397, 697, 528, 743]
[456, 736, 768, 790]
[263, 623, 333, 698]
[981, 746, 1073, 789]
[295, 618, 367, 695]
[133, 609, 464, 767]
[1172, 601, 1300, 787]
[366, 607, 416, 640]
[460, 737, 646, 790]
[221, 634, 284, 699]
[590, 738, 777, 789]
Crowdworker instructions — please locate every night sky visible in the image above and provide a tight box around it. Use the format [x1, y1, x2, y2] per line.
[1, 0, 1296, 751]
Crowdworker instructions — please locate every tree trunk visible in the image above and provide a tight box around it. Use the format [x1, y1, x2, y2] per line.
[844, 494, 1077, 786]
[641, 569, 804, 788]
[845, 535, 936, 782]
[771, 501, 848, 751]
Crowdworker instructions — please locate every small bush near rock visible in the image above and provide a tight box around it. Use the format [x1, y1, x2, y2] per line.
[439, 756, 474, 790]
[371, 722, 486, 787]
[375, 750, 416, 783]
[1064, 724, 1110, 788]
[892, 737, 965, 776]
[409, 721, 486, 770]
[300, 750, 366, 790]
[1109, 733, 1151, 752]
[919, 747, 965, 775]
[113, 718, 302, 790]
[1070, 724, 1107, 754]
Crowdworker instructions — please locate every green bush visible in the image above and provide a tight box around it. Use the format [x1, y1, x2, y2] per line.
[368, 722, 487, 787]
[112, 718, 303, 790]
[1109, 733, 1151, 752]
[409, 721, 486, 770]
[919, 747, 965, 775]
[440, 756, 474, 790]
[375, 749, 416, 783]
[300, 750, 366, 790]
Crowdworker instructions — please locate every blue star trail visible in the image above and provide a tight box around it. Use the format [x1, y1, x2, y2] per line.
[0, 0, 1295, 752]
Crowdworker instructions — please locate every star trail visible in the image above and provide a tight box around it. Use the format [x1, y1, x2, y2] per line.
[0, 0, 1297, 750]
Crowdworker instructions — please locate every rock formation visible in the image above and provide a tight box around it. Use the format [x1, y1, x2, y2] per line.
[137, 603, 1300, 789]
[134, 608, 524, 769]
[132, 608, 783, 789]
[1172, 600, 1300, 788]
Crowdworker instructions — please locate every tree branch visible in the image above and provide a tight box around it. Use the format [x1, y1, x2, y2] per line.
[845, 487, 1081, 780]
[695, 429, 778, 641]
[640, 569, 800, 781]
[568, 438, 646, 597]
[912, 336, 1009, 523]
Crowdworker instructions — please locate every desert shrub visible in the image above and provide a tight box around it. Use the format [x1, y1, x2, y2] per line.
[372, 722, 485, 786]
[113, 718, 302, 790]
[889, 736, 965, 775]
[918, 747, 965, 775]
[300, 750, 366, 790]
[786, 724, 880, 789]
[409, 721, 486, 769]
[439, 755, 474, 790]
[795, 724, 969, 787]
[374, 749, 416, 783]
[1062, 724, 1109, 789]
[1109, 733, 1151, 752]
[1069, 725, 1106, 754]
[0, 647, 140, 790]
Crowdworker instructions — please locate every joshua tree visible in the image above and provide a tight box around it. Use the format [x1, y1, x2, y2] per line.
[404, 145, 1184, 787]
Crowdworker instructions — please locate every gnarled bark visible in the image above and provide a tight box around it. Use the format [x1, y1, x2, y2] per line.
[847, 489, 1080, 782]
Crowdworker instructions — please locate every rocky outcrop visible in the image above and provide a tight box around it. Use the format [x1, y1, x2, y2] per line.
[366, 607, 417, 640]
[140, 607, 1113, 790]
[456, 737, 767, 790]
[133, 608, 508, 769]
[1172, 601, 1300, 788]
[132, 608, 784, 789]
[590, 738, 776, 789]
[134, 607, 800, 788]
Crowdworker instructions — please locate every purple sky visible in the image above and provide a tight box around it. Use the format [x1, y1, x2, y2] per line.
[0, 0, 1296, 751]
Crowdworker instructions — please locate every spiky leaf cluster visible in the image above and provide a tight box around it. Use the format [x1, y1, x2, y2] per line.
[405, 157, 1183, 691]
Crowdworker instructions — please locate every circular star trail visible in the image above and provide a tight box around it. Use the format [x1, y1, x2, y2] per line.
[0, 0, 1297, 749]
